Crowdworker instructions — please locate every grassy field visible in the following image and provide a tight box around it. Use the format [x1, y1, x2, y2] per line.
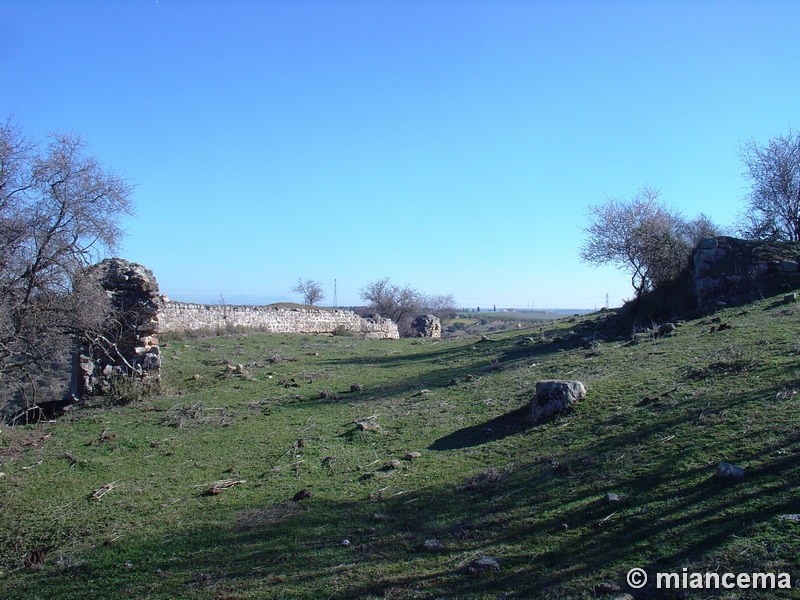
[442, 311, 565, 338]
[2, 297, 800, 599]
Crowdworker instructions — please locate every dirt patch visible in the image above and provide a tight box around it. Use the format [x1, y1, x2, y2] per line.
[0, 426, 52, 464]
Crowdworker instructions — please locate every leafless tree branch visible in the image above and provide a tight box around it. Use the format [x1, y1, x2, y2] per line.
[0, 118, 134, 415]
[739, 128, 800, 241]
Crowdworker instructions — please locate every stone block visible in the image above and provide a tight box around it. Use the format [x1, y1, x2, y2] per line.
[529, 380, 586, 424]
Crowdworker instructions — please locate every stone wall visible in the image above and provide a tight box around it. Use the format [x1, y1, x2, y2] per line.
[158, 301, 400, 339]
[693, 236, 800, 309]
[70, 259, 401, 400]
[70, 258, 162, 399]
[409, 314, 442, 338]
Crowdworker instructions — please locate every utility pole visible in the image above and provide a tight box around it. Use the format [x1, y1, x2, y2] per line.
[334, 279, 338, 308]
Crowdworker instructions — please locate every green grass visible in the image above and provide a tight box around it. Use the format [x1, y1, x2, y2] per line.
[2, 298, 800, 598]
[444, 310, 564, 338]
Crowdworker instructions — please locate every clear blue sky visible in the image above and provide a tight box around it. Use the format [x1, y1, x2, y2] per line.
[2, 1, 799, 309]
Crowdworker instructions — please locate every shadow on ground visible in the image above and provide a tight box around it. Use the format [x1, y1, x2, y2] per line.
[8, 434, 800, 600]
[428, 406, 531, 450]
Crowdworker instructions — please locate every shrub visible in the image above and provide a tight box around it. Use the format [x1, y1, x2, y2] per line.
[332, 325, 354, 337]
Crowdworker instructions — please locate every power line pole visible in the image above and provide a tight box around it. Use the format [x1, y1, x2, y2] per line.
[334, 279, 337, 308]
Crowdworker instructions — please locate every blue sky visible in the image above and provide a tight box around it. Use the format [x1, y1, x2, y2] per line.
[2, 1, 799, 309]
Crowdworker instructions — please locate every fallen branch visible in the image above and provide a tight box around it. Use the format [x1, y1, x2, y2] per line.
[358, 459, 381, 470]
[601, 511, 618, 523]
[200, 479, 246, 495]
[91, 481, 120, 501]
[354, 414, 380, 423]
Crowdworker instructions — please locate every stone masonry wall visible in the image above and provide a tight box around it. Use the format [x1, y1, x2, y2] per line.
[693, 236, 800, 309]
[71, 258, 162, 399]
[158, 301, 400, 339]
[71, 259, 400, 400]
[410, 314, 442, 338]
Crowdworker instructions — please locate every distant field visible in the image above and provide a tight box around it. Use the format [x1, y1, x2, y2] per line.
[2, 298, 800, 598]
[443, 310, 584, 337]
[458, 310, 574, 321]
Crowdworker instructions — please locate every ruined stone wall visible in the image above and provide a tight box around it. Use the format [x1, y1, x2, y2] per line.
[693, 236, 800, 309]
[71, 258, 162, 399]
[410, 314, 442, 338]
[70, 259, 400, 400]
[158, 301, 400, 339]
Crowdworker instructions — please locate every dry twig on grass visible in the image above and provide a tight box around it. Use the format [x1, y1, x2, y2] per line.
[199, 479, 246, 495]
[163, 401, 205, 428]
[91, 481, 120, 501]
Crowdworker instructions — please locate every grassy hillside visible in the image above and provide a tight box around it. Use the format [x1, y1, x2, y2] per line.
[2, 297, 800, 599]
[442, 311, 564, 338]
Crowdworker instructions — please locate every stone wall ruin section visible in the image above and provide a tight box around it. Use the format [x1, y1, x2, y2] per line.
[693, 236, 800, 309]
[158, 301, 400, 339]
[410, 314, 442, 338]
[70, 258, 162, 399]
[71, 258, 401, 400]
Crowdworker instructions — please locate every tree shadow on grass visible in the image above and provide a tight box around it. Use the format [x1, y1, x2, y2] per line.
[428, 406, 531, 450]
[7, 432, 800, 600]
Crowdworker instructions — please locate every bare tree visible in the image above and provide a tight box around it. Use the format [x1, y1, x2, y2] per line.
[422, 293, 458, 319]
[0, 119, 133, 413]
[580, 186, 708, 298]
[360, 278, 456, 335]
[739, 128, 800, 241]
[684, 213, 722, 245]
[291, 278, 325, 305]
[361, 279, 420, 330]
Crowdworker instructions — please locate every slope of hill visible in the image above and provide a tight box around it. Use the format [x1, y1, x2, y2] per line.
[2, 296, 800, 598]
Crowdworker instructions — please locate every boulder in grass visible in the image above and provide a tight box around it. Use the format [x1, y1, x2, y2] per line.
[657, 322, 676, 336]
[716, 462, 745, 480]
[422, 539, 445, 552]
[356, 421, 380, 432]
[606, 492, 628, 504]
[292, 489, 313, 502]
[468, 556, 500, 573]
[529, 380, 586, 424]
